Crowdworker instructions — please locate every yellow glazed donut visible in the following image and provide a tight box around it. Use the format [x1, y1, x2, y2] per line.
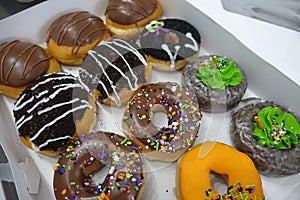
[176, 141, 264, 200]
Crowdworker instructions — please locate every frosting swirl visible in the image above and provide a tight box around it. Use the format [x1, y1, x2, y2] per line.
[196, 56, 242, 91]
[253, 106, 300, 149]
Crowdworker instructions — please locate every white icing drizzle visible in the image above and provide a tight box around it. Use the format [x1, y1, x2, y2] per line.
[16, 115, 32, 129]
[184, 32, 199, 52]
[30, 103, 91, 143]
[101, 41, 139, 89]
[88, 51, 121, 105]
[30, 74, 76, 91]
[37, 98, 82, 115]
[161, 44, 181, 69]
[111, 39, 147, 66]
[36, 90, 48, 98]
[38, 135, 72, 149]
[14, 96, 34, 111]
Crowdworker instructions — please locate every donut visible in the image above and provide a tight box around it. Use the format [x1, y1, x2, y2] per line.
[176, 141, 264, 200]
[140, 18, 201, 71]
[0, 40, 60, 99]
[13, 72, 96, 157]
[46, 11, 110, 66]
[53, 131, 145, 200]
[231, 98, 300, 176]
[78, 38, 151, 106]
[182, 55, 247, 112]
[105, 0, 163, 39]
[122, 82, 202, 162]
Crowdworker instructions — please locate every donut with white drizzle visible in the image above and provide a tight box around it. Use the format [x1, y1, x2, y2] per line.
[79, 38, 151, 106]
[140, 18, 201, 71]
[13, 72, 96, 156]
[53, 131, 145, 200]
[122, 82, 202, 162]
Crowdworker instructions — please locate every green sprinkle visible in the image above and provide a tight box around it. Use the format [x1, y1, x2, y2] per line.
[123, 116, 129, 120]
[141, 114, 146, 119]
[116, 182, 120, 187]
[190, 126, 195, 130]
[155, 142, 159, 151]
[126, 141, 132, 145]
[128, 101, 134, 106]
[54, 163, 60, 167]
[129, 152, 136, 156]
[66, 154, 73, 159]
[126, 173, 131, 179]
[150, 142, 155, 146]
[102, 187, 107, 193]
[67, 145, 73, 149]
[120, 138, 128, 145]
[134, 186, 139, 191]
[70, 181, 76, 186]
[68, 166, 71, 171]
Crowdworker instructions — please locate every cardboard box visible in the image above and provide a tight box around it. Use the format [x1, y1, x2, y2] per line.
[0, 0, 299, 199]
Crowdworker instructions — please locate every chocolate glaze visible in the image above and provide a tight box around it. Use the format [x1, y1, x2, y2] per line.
[105, 0, 157, 25]
[47, 11, 107, 54]
[0, 40, 50, 87]
[79, 38, 147, 106]
[53, 131, 145, 200]
[123, 82, 201, 155]
[181, 55, 247, 112]
[230, 98, 300, 176]
[13, 73, 92, 151]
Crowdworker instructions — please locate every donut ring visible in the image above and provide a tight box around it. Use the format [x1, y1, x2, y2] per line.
[176, 142, 264, 200]
[122, 82, 202, 162]
[53, 131, 145, 200]
[140, 18, 201, 71]
[231, 98, 300, 176]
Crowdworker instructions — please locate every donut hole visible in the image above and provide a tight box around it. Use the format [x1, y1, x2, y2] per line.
[209, 171, 228, 195]
[90, 164, 111, 185]
[151, 104, 169, 128]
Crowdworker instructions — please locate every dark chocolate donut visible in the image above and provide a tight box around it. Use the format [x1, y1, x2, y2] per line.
[13, 72, 96, 155]
[78, 38, 150, 106]
[230, 98, 300, 176]
[182, 55, 247, 112]
[140, 18, 201, 71]
[53, 131, 145, 200]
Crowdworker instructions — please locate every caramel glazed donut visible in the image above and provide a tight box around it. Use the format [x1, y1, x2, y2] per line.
[13, 73, 96, 156]
[176, 142, 264, 200]
[53, 131, 145, 200]
[122, 82, 202, 162]
[231, 98, 300, 176]
[78, 38, 151, 106]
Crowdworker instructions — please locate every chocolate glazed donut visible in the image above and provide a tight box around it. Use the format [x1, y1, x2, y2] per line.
[0, 40, 51, 87]
[53, 131, 145, 200]
[230, 98, 300, 176]
[122, 82, 202, 162]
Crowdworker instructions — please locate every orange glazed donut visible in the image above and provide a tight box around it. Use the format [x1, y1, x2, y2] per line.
[176, 142, 264, 200]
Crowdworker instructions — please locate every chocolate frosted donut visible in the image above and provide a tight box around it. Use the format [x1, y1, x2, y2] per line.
[230, 98, 300, 176]
[53, 131, 145, 200]
[182, 55, 247, 112]
[122, 82, 202, 162]
[140, 18, 201, 71]
[79, 38, 151, 106]
[13, 73, 96, 156]
[0, 40, 60, 99]
[105, 0, 163, 39]
[47, 11, 110, 66]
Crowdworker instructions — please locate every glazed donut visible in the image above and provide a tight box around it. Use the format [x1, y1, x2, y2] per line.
[0, 40, 60, 99]
[122, 82, 202, 162]
[140, 18, 201, 71]
[13, 72, 96, 157]
[46, 11, 110, 66]
[231, 98, 300, 176]
[176, 141, 264, 200]
[53, 131, 145, 200]
[78, 38, 151, 106]
[105, 0, 163, 39]
[182, 55, 247, 112]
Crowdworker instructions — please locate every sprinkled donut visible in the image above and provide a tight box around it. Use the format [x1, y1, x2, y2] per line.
[122, 82, 202, 162]
[13, 72, 96, 156]
[53, 131, 145, 200]
[140, 18, 201, 71]
[79, 38, 151, 106]
[176, 142, 264, 200]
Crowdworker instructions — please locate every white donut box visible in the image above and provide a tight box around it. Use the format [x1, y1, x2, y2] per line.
[0, 0, 299, 199]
